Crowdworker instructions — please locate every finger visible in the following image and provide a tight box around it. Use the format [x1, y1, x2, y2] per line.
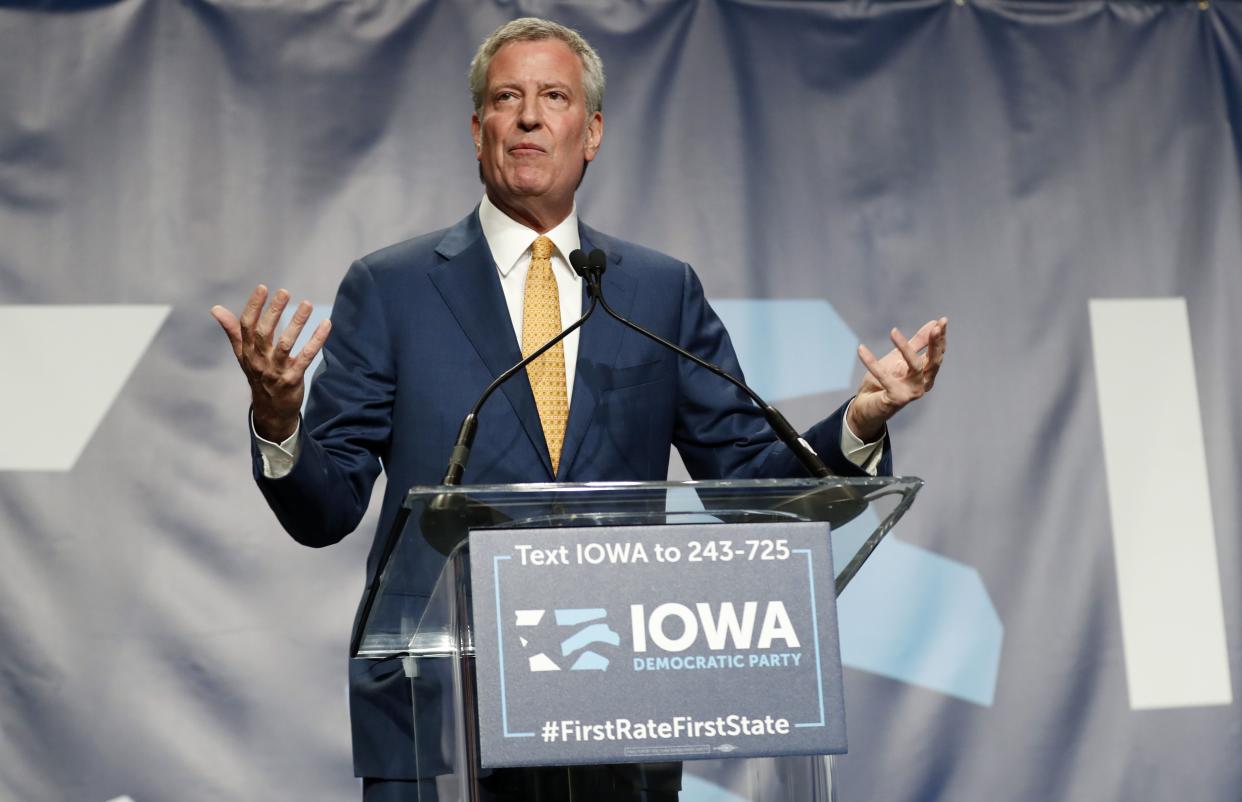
[924, 327, 944, 364]
[290, 319, 332, 375]
[275, 300, 313, 358]
[238, 285, 269, 334]
[924, 318, 950, 385]
[858, 343, 900, 396]
[921, 324, 946, 386]
[210, 305, 244, 359]
[255, 288, 290, 343]
[925, 318, 947, 361]
[889, 327, 923, 373]
[906, 319, 939, 353]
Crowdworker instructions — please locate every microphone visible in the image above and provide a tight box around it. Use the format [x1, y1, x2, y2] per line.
[569, 247, 590, 278]
[581, 248, 834, 479]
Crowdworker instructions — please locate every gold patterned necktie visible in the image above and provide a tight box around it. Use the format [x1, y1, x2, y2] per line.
[521, 235, 568, 474]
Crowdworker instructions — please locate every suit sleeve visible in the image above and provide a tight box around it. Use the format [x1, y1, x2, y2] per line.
[671, 264, 892, 480]
[251, 258, 396, 547]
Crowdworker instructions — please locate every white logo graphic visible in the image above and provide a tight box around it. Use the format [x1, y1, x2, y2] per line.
[515, 608, 620, 671]
[0, 306, 170, 471]
[1090, 298, 1232, 709]
[630, 602, 800, 653]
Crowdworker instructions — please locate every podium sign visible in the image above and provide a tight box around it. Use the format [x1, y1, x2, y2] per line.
[470, 520, 847, 768]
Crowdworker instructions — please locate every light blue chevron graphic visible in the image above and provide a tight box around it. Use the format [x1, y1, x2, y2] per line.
[554, 608, 606, 626]
[560, 623, 621, 657]
[836, 511, 1001, 706]
[278, 304, 333, 413]
[711, 299, 858, 400]
[568, 651, 610, 671]
[553, 608, 620, 671]
[693, 299, 1003, 705]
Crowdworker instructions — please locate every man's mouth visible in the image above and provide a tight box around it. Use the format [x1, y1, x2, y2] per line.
[509, 143, 546, 156]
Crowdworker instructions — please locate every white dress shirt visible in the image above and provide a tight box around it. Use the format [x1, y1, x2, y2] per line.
[477, 194, 583, 406]
[255, 198, 884, 477]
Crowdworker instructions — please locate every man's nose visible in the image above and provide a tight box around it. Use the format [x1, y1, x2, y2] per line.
[517, 96, 541, 130]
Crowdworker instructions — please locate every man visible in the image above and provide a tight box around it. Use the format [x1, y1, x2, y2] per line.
[212, 17, 946, 802]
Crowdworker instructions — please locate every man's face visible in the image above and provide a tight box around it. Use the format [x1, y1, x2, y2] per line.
[472, 38, 603, 215]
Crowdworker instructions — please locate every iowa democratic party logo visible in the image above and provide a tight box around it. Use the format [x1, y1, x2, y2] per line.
[514, 608, 620, 672]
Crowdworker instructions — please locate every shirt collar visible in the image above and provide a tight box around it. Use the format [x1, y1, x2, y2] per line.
[478, 194, 581, 277]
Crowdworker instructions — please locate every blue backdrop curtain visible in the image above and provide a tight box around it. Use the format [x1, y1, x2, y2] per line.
[1, 1, 1239, 800]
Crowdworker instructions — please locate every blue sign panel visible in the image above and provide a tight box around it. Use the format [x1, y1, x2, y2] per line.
[470, 521, 846, 768]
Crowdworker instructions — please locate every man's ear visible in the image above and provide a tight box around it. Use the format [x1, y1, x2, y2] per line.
[584, 111, 603, 162]
[471, 113, 483, 155]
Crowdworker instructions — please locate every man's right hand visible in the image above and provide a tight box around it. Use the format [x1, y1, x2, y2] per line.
[211, 285, 332, 442]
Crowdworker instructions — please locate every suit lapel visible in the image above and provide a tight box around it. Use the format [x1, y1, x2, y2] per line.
[559, 224, 637, 479]
[428, 213, 553, 478]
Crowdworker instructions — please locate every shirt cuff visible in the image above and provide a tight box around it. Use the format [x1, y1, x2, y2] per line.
[840, 400, 885, 476]
[251, 414, 301, 479]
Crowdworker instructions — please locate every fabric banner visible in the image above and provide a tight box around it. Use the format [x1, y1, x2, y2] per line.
[1, 1, 1238, 800]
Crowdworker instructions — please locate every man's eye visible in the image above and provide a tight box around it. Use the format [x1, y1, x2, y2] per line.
[496, 91, 517, 102]
[546, 91, 565, 102]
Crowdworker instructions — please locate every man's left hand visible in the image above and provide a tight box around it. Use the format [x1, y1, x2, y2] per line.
[846, 317, 948, 442]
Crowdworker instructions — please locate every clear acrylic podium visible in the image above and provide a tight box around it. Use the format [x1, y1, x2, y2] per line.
[353, 476, 922, 802]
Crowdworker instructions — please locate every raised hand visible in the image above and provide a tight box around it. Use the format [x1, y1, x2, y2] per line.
[846, 317, 948, 442]
[211, 285, 331, 442]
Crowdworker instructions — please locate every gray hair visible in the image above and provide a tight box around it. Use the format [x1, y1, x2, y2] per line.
[469, 17, 606, 118]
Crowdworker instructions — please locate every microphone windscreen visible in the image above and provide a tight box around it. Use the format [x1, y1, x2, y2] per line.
[569, 248, 589, 277]
[588, 249, 607, 270]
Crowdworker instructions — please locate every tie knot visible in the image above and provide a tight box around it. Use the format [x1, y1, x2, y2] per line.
[531, 236, 554, 261]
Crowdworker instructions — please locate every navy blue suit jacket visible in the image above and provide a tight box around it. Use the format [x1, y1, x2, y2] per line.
[252, 210, 891, 778]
